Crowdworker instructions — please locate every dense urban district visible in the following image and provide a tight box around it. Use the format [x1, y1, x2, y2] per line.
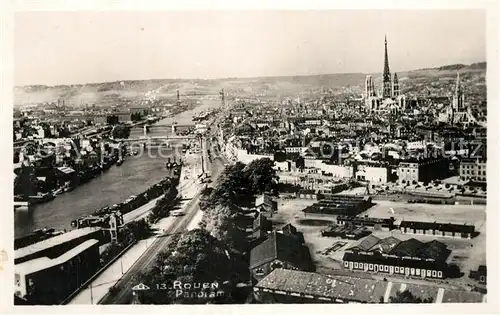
[13, 38, 487, 305]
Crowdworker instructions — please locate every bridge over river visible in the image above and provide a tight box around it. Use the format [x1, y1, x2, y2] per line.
[14, 98, 223, 238]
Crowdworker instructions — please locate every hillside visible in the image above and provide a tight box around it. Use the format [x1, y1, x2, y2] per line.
[14, 62, 486, 106]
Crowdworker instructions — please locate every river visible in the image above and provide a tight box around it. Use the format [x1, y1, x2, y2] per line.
[14, 98, 223, 238]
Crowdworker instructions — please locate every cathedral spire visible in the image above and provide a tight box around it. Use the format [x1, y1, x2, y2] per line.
[382, 34, 392, 99]
[453, 71, 464, 111]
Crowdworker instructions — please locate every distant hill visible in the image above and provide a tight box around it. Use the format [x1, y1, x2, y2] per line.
[417, 62, 486, 72]
[14, 62, 486, 106]
[466, 62, 487, 70]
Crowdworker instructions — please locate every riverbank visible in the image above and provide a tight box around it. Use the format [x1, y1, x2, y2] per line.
[68, 148, 204, 305]
[15, 148, 178, 238]
[15, 97, 219, 237]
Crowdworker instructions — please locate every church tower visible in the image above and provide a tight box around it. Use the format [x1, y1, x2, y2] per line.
[382, 35, 392, 99]
[365, 75, 375, 98]
[365, 75, 372, 99]
[392, 73, 400, 97]
[452, 72, 464, 111]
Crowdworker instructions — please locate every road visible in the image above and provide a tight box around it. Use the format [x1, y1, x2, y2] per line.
[98, 189, 203, 304]
[99, 114, 226, 304]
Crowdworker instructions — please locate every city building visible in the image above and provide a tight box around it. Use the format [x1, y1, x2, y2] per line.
[303, 195, 373, 216]
[397, 158, 452, 183]
[340, 235, 455, 279]
[469, 265, 487, 284]
[440, 72, 478, 126]
[354, 164, 390, 183]
[460, 157, 487, 183]
[253, 269, 484, 303]
[249, 231, 314, 282]
[14, 239, 100, 304]
[15, 227, 104, 264]
[399, 220, 476, 239]
[255, 193, 278, 213]
[336, 215, 396, 231]
[342, 251, 447, 279]
[252, 212, 273, 241]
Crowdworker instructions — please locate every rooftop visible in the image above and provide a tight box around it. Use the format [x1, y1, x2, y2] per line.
[349, 235, 381, 252]
[250, 231, 312, 270]
[369, 236, 401, 254]
[15, 239, 99, 276]
[255, 269, 391, 303]
[15, 227, 100, 261]
[389, 238, 425, 258]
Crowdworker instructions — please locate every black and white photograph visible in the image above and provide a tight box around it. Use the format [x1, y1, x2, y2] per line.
[1, 2, 499, 312]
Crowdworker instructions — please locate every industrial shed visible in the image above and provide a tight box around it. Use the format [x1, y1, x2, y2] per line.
[253, 269, 484, 303]
[399, 220, 476, 239]
[303, 195, 373, 216]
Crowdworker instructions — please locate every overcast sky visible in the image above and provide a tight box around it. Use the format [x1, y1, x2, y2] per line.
[14, 10, 485, 86]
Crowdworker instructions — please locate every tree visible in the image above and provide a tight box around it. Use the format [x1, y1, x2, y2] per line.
[123, 218, 151, 240]
[148, 186, 179, 222]
[111, 125, 131, 139]
[243, 158, 278, 194]
[200, 204, 246, 252]
[137, 229, 234, 304]
[206, 162, 248, 206]
[14, 165, 39, 197]
[386, 290, 434, 303]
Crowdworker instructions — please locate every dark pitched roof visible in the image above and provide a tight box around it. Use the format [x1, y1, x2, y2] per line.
[349, 235, 381, 252]
[281, 223, 297, 235]
[250, 231, 313, 270]
[369, 236, 401, 254]
[418, 240, 451, 262]
[390, 238, 424, 258]
[281, 224, 305, 244]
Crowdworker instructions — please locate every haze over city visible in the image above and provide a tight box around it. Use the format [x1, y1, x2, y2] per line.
[15, 10, 485, 86]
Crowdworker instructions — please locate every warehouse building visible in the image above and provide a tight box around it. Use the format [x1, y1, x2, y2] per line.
[14, 239, 100, 304]
[249, 231, 314, 283]
[15, 227, 104, 264]
[399, 220, 476, 239]
[253, 269, 484, 303]
[342, 251, 447, 279]
[342, 236, 453, 279]
[321, 224, 370, 240]
[303, 195, 372, 216]
[337, 215, 396, 231]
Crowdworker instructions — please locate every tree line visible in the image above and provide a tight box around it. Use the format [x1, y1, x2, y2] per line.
[134, 158, 278, 304]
